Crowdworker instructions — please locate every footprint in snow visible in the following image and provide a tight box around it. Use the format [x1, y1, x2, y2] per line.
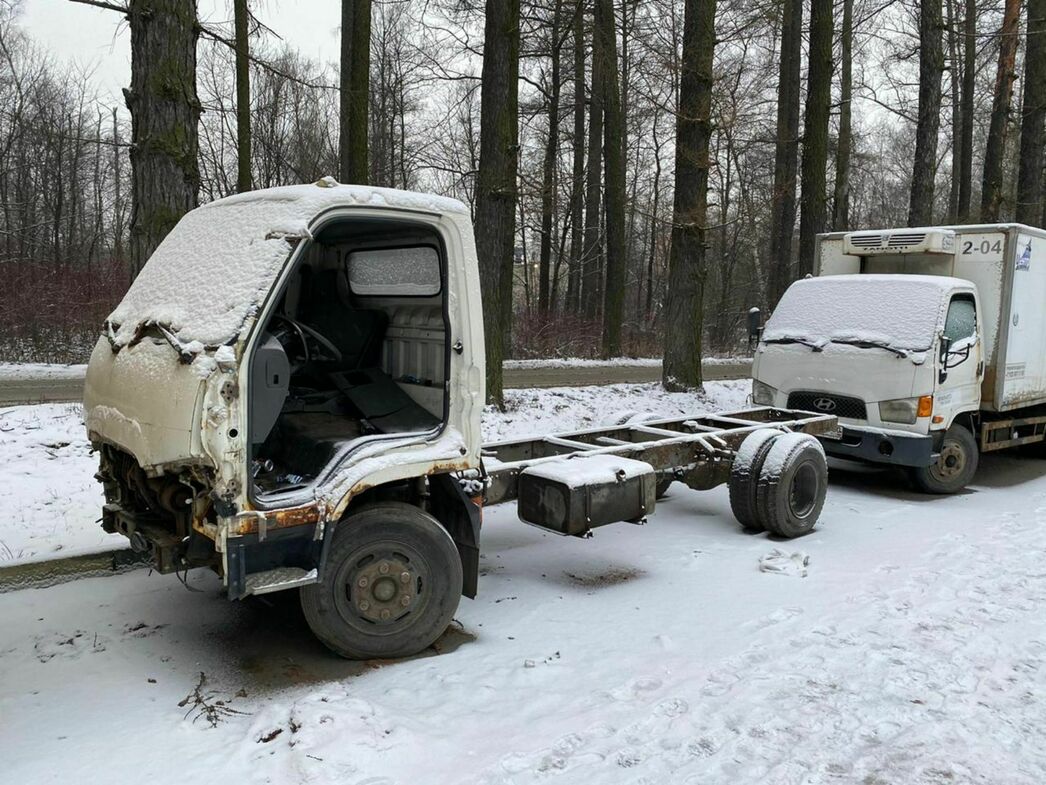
[759, 549, 810, 578]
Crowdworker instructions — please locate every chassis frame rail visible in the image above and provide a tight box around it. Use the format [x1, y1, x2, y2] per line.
[480, 407, 839, 506]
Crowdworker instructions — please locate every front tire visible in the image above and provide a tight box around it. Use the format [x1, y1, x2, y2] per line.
[301, 502, 463, 660]
[909, 424, 978, 494]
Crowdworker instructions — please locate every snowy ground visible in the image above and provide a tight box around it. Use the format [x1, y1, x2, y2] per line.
[2, 386, 1046, 784]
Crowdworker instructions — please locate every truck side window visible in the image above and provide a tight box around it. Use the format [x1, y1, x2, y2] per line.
[944, 295, 976, 342]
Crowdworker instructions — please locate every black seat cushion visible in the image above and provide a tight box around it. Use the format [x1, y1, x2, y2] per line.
[330, 368, 441, 434]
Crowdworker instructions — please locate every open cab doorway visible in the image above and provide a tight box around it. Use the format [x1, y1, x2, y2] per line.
[248, 214, 450, 502]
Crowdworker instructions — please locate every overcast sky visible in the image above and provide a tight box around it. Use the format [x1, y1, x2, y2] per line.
[15, 0, 343, 107]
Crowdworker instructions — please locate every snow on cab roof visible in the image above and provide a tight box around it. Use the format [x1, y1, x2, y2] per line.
[764, 274, 968, 355]
[106, 178, 467, 350]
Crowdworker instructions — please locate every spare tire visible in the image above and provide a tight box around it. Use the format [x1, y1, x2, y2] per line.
[728, 429, 783, 531]
[754, 433, 828, 538]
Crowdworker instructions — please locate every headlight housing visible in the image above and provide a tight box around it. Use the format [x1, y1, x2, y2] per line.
[878, 395, 932, 424]
[752, 380, 777, 406]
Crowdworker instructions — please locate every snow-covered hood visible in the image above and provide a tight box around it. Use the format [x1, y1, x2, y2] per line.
[754, 342, 934, 403]
[764, 274, 968, 358]
[83, 336, 208, 468]
[105, 179, 469, 352]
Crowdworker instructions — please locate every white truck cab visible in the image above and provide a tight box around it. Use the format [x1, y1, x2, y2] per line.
[752, 224, 1046, 493]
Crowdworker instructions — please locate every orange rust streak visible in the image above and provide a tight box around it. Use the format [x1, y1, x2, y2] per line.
[235, 504, 324, 535]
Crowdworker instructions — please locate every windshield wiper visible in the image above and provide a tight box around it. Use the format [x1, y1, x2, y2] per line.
[828, 338, 914, 358]
[762, 336, 824, 352]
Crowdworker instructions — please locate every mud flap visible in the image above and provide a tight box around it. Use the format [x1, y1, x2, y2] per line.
[429, 473, 481, 599]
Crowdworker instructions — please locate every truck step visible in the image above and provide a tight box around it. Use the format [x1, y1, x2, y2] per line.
[244, 567, 319, 596]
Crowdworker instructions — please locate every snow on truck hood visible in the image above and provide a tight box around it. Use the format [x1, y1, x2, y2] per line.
[763, 274, 966, 358]
[105, 179, 468, 350]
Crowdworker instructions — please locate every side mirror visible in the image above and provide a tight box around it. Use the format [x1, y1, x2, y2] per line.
[938, 335, 952, 384]
[747, 307, 763, 348]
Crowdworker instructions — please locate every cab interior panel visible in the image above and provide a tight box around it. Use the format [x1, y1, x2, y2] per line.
[249, 216, 448, 497]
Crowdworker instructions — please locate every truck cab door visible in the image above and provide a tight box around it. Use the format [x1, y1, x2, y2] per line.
[935, 294, 983, 421]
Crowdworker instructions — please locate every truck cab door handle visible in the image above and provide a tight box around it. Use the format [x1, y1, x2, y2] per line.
[453, 340, 464, 355]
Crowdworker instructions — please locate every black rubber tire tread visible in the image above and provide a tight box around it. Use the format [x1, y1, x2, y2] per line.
[300, 502, 462, 660]
[754, 433, 828, 539]
[909, 424, 979, 494]
[729, 429, 783, 531]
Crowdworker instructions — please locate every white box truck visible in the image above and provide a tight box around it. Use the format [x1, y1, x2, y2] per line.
[751, 223, 1046, 493]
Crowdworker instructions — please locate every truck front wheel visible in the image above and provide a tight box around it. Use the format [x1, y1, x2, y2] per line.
[301, 503, 463, 660]
[909, 425, 978, 494]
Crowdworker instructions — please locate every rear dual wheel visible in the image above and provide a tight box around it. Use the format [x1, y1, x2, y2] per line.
[728, 430, 828, 538]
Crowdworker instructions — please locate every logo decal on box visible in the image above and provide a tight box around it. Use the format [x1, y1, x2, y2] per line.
[1017, 240, 1032, 271]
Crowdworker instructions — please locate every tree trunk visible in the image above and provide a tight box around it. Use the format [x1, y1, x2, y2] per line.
[946, 0, 961, 221]
[797, 0, 832, 276]
[340, 0, 372, 185]
[766, 0, 802, 305]
[538, 0, 564, 315]
[567, 0, 585, 314]
[662, 0, 716, 391]
[581, 4, 604, 320]
[596, 0, 626, 357]
[908, 0, 944, 226]
[1016, 0, 1046, 225]
[832, 0, 853, 231]
[125, 0, 200, 278]
[980, 0, 1021, 221]
[475, 0, 520, 407]
[234, 0, 251, 192]
[957, 0, 976, 221]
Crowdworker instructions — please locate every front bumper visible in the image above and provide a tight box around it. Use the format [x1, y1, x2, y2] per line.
[818, 425, 935, 467]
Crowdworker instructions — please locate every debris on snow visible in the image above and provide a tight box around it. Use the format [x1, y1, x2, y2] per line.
[759, 549, 810, 578]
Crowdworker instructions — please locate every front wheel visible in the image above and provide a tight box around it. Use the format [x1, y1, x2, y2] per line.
[909, 424, 978, 494]
[301, 503, 463, 660]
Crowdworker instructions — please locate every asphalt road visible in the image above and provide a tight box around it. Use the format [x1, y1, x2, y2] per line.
[0, 360, 752, 406]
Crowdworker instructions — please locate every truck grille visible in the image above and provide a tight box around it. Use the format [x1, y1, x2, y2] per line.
[787, 391, 867, 419]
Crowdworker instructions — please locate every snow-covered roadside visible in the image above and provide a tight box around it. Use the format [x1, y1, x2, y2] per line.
[0, 404, 122, 564]
[504, 356, 751, 370]
[0, 362, 87, 380]
[0, 381, 751, 566]
[3, 450, 1046, 783]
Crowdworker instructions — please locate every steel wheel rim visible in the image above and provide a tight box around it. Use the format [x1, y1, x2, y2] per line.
[788, 461, 820, 519]
[931, 440, 966, 481]
[333, 542, 431, 636]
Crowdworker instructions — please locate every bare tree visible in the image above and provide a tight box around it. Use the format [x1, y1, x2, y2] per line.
[766, 0, 802, 303]
[340, 0, 372, 184]
[234, 0, 251, 192]
[832, 0, 853, 231]
[596, 0, 626, 356]
[908, 0, 944, 226]
[797, 0, 833, 274]
[662, 0, 716, 390]
[1016, 0, 1046, 225]
[475, 0, 520, 406]
[981, 0, 1021, 221]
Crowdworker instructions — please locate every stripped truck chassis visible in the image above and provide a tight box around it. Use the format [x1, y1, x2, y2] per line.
[481, 406, 839, 535]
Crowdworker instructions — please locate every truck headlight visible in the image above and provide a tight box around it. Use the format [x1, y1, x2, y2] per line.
[878, 395, 932, 424]
[752, 380, 777, 406]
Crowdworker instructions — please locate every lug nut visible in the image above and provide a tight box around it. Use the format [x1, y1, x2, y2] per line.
[400, 595, 411, 606]
[380, 609, 391, 620]
[359, 600, 370, 611]
[400, 571, 411, 584]
[357, 577, 369, 588]
[378, 563, 390, 575]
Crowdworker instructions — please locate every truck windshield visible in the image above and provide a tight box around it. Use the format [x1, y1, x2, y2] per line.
[763, 275, 957, 354]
